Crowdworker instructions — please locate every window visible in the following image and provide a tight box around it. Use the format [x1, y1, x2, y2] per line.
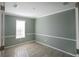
[16, 20, 25, 39]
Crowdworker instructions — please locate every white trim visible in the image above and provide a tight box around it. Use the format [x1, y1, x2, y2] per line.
[5, 35, 15, 38]
[5, 12, 36, 19]
[35, 33, 76, 41]
[5, 40, 35, 49]
[5, 33, 35, 38]
[3, 12, 5, 46]
[36, 41, 76, 57]
[5, 33, 76, 41]
[0, 11, 2, 46]
[37, 8, 75, 18]
[75, 6, 79, 49]
[26, 33, 35, 35]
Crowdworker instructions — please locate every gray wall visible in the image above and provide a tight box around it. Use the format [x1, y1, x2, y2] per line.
[5, 9, 76, 55]
[5, 15, 35, 47]
[36, 9, 76, 55]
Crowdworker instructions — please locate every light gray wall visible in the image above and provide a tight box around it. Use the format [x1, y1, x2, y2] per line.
[36, 9, 76, 55]
[5, 15, 35, 47]
[5, 9, 76, 55]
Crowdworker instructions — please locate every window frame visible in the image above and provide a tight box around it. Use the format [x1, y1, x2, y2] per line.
[16, 20, 25, 39]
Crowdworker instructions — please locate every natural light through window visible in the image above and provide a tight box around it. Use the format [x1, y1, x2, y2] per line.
[16, 20, 25, 39]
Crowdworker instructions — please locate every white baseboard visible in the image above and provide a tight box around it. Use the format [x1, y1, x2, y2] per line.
[36, 41, 76, 57]
[5, 40, 35, 49]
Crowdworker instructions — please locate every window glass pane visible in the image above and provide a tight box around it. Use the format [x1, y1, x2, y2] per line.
[16, 20, 25, 39]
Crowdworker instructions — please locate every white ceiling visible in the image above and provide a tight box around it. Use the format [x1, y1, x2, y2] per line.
[5, 2, 76, 18]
